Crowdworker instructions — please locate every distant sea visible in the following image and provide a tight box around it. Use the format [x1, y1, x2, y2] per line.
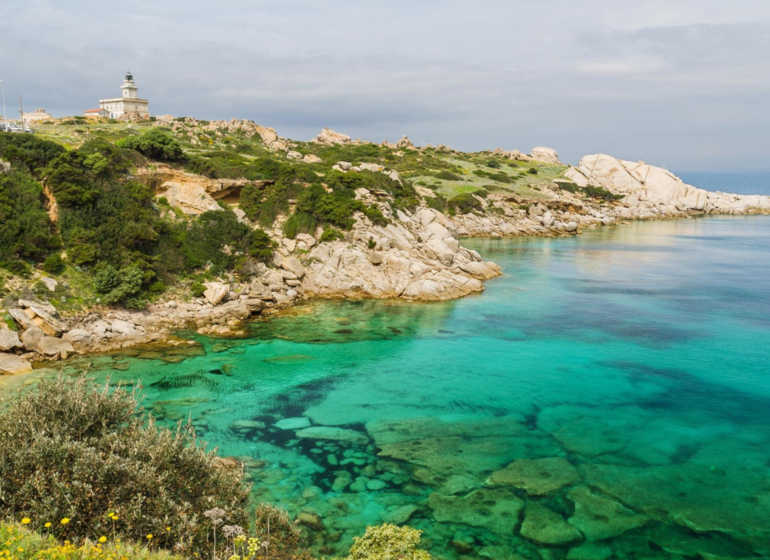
[676, 170, 770, 196]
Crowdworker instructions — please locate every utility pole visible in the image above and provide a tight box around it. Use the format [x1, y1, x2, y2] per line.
[0, 81, 6, 130]
[19, 95, 25, 132]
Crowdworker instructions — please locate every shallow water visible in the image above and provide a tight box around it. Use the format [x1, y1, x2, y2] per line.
[17, 217, 770, 559]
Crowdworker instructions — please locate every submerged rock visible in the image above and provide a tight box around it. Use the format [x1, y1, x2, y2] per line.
[428, 488, 524, 535]
[567, 486, 649, 541]
[486, 457, 581, 495]
[520, 502, 582, 546]
[380, 504, 418, 525]
[275, 417, 311, 430]
[296, 426, 369, 446]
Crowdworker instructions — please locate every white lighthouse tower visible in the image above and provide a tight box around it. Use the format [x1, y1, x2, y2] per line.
[121, 72, 139, 99]
[98, 72, 150, 120]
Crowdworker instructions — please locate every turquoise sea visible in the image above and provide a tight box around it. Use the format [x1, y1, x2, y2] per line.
[10, 216, 770, 559]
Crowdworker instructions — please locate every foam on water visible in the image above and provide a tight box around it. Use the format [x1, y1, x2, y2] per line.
[14, 216, 770, 559]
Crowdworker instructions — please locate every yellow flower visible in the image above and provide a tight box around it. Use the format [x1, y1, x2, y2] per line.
[17, 548, 23, 553]
[108, 512, 115, 517]
[21, 518, 30, 524]
[99, 536, 107, 543]
[45, 522, 52, 528]
[61, 518, 70, 525]
[166, 527, 171, 532]
[146, 534, 153, 540]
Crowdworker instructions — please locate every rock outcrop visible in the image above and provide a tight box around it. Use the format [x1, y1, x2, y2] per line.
[566, 154, 770, 217]
[315, 128, 351, 146]
[302, 207, 500, 301]
[160, 182, 223, 215]
[531, 146, 561, 164]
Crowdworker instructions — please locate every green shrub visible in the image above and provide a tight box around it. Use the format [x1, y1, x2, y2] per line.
[42, 254, 65, 274]
[447, 192, 482, 215]
[0, 134, 66, 175]
[250, 504, 312, 560]
[425, 194, 447, 213]
[367, 238, 377, 250]
[283, 211, 317, 239]
[177, 209, 254, 272]
[319, 227, 345, 243]
[0, 375, 249, 556]
[249, 228, 274, 262]
[117, 129, 186, 162]
[0, 170, 59, 270]
[346, 524, 431, 560]
[185, 155, 216, 178]
[435, 170, 462, 181]
[93, 263, 144, 305]
[527, 167, 538, 174]
[486, 158, 501, 169]
[190, 281, 206, 298]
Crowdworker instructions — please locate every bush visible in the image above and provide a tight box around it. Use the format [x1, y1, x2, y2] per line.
[117, 129, 186, 162]
[0, 134, 66, 176]
[319, 227, 344, 243]
[425, 194, 447, 213]
[42, 253, 65, 274]
[345, 524, 431, 560]
[0, 375, 249, 556]
[190, 281, 206, 298]
[527, 167, 538, 175]
[435, 170, 462, 181]
[249, 228, 274, 262]
[0, 522, 183, 560]
[486, 159, 501, 169]
[447, 192, 483, 215]
[93, 263, 144, 305]
[0, 170, 59, 270]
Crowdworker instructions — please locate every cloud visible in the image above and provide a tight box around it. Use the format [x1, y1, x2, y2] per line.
[1, 0, 769, 169]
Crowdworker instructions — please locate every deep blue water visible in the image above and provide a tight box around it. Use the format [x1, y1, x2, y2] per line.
[676, 170, 770, 196]
[9, 216, 770, 559]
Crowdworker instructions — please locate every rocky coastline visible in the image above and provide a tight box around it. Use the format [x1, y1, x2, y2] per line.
[2, 143, 770, 376]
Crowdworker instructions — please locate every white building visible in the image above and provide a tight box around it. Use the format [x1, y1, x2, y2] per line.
[22, 108, 53, 124]
[99, 72, 150, 119]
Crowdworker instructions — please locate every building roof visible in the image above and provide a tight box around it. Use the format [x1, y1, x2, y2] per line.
[83, 109, 104, 113]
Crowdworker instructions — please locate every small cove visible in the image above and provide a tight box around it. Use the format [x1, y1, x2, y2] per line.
[7, 216, 770, 559]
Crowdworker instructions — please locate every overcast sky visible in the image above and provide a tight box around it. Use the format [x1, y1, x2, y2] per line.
[2, 0, 769, 170]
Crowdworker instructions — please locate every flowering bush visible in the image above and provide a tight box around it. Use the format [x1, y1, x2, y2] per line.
[0, 521, 181, 559]
[0, 375, 249, 555]
[345, 524, 431, 560]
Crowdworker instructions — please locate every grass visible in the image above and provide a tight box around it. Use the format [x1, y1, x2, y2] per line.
[0, 522, 182, 560]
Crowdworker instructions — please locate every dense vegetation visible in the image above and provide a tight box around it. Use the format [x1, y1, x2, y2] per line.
[0, 376, 249, 556]
[0, 122, 578, 309]
[0, 133, 277, 307]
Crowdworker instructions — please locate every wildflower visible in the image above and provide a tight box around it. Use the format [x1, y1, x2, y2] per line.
[146, 534, 153, 540]
[61, 517, 70, 525]
[45, 522, 52, 528]
[21, 518, 30, 525]
[108, 512, 115, 517]
[166, 527, 171, 532]
[99, 536, 107, 543]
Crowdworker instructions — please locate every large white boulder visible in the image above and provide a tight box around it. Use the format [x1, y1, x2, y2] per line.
[531, 147, 561, 165]
[161, 182, 222, 215]
[0, 330, 22, 352]
[0, 353, 32, 375]
[315, 128, 351, 146]
[37, 337, 75, 359]
[203, 282, 230, 306]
